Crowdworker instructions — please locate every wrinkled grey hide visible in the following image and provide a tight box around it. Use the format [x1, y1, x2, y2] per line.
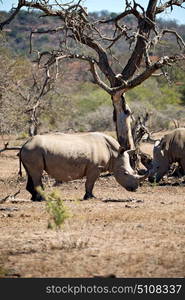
[149, 128, 185, 183]
[20, 132, 147, 201]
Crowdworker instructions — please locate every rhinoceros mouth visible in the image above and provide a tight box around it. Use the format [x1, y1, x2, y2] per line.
[126, 186, 137, 192]
[148, 175, 160, 183]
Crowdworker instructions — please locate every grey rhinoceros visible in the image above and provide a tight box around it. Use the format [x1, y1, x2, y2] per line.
[149, 128, 185, 183]
[19, 132, 148, 201]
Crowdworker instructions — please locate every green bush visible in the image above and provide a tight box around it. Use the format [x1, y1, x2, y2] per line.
[73, 82, 111, 115]
[37, 187, 71, 229]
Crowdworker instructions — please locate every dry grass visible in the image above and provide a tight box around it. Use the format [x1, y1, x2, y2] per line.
[0, 134, 185, 278]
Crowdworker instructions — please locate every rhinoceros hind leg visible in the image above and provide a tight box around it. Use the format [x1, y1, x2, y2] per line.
[26, 171, 44, 201]
[31, 192, 45, 202]
[26, 174, 38, 201]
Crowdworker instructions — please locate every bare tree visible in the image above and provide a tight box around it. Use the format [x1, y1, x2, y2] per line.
[18, 66, 54, 136]
[1, 0, 185, 154]
[0, 50, 54, 136]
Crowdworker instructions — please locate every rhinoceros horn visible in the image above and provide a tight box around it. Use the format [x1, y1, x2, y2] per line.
[124, 149, 148, 182]
[135, 171, 149, 182]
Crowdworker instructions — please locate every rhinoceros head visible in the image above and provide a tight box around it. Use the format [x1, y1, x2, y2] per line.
[113, 148, 148, 192]
[148, 139, 169, 183]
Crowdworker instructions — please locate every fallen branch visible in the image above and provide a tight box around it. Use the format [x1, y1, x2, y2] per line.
[0, 190, 20, 204]
[0, 143, 21, 153]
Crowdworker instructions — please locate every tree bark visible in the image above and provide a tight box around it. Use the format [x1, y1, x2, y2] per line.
[112, 92, 135, 150]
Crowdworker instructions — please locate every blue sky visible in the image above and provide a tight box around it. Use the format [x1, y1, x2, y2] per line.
[1, 0, 185, 24]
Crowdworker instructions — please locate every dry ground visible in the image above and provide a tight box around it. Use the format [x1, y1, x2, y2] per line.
[0, 133, 185, 278]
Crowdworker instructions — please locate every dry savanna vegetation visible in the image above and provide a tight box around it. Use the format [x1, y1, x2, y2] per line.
[0, 0, 185, 280]
[0, 132, 185, 278]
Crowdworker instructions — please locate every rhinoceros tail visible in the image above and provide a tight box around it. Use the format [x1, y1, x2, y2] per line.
[42, 152, 47, 172]
[18, 140, 28, 177]
[18, 148, 23, 177]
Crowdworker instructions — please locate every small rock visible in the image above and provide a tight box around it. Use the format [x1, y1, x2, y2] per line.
[136, 224, 144, 228]
[7, 213, 14, 217]
[125, 204, 131, 208]
[136, 199, 144, 203]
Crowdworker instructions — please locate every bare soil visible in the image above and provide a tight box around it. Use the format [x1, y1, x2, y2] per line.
[0, 133, 185, 278]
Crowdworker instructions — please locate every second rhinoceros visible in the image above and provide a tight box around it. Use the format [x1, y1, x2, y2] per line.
[149, 128, 185, 183]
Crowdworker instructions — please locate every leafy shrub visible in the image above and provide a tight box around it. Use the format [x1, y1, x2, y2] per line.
[37, 187, 71, 229]
[73, 82, 111, 115]
[130, 101, 185, 131]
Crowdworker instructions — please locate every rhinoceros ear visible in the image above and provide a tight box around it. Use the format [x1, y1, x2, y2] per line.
[118, 148, 137, 157]
[161, 149, 165, 157]
[154, 139, 161, 147]
[161, 139, 169, 151]
[126, 149, 137, 156]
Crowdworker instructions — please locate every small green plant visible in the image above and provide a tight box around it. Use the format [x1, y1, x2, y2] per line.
[0, 256, 9, 278]
[0, 266, 7, 278]
[150, 177, 158, 188]
[36, 187, 71, 229]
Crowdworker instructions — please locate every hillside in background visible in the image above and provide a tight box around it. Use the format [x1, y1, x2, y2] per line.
[1, 10, 185, 55]
[0, 10, 185, 135]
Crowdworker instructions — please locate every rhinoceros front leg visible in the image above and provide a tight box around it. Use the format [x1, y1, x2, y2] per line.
[179, 159, 185, 176]
[83, 168, 100, 200]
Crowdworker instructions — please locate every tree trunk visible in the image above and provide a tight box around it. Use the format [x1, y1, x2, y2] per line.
[112, 92, 135, 150]
[112, 92, 153, 172]
[28, 121, 38, 137]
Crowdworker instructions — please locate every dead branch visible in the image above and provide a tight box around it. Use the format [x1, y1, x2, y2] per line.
[23, 65, 54, 136]
[173, 119, 180, 128]
[126, 54, 185, 91]
[0, 190, 20, 204]
[0, 143, 21, 153]
[98, 6, 141, 24]
[34, 51, 185, 97]
[153, 29, 185, 50]
[29, 26, 66, 54]
[0, 1, 24, 30]
[156, 0, 185, 14]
